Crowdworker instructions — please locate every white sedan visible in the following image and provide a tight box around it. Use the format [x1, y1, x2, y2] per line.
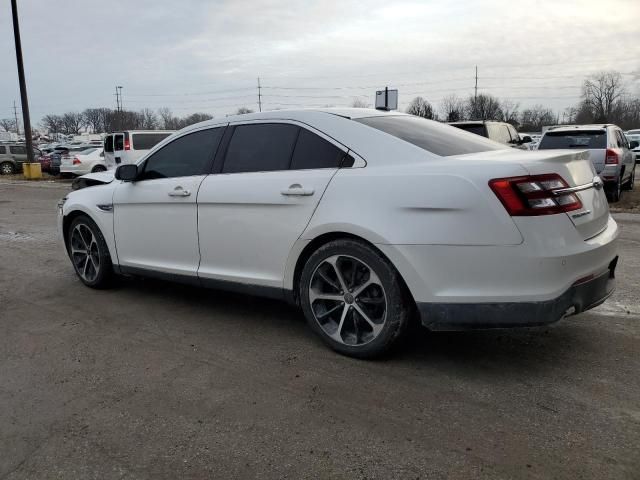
[60, 148, 107, 176]
[58, 109, 619, 358]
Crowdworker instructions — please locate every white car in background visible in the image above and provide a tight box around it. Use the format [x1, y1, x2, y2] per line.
[625, 133, 640, 161]
[60, 148, 106, 176]
[58, 109, 619, 358]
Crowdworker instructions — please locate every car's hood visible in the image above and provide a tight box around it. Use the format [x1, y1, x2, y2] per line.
[71, 170, 115, 190]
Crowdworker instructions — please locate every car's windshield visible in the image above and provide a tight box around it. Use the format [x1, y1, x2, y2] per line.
[355, 116, 506, 156]
[538, 130, 607, 149]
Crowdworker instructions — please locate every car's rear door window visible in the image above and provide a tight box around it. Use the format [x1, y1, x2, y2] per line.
[538, 131, 607, 149]
[0, 146, 5, 154]
[356, 116, 505, 156]
[140, 128, 224, 180]
[290, 128, 346, 170]
[451, 124, 486, 137]
[9, 145, 26, 155]
[104, 136, 114, 153]
[222, 123, 299, 173]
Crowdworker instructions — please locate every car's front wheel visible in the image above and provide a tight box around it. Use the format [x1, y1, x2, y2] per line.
[623, 167, 635, 191]
[67, 215, 113, 288]
[299, 239, 411, 358]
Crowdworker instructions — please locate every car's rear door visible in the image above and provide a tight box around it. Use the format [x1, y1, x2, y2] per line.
[197, 121, 348, 291]
[112, 127, 224, 277]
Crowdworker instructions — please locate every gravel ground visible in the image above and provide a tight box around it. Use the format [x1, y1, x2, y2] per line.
[0, 180, 639, 479]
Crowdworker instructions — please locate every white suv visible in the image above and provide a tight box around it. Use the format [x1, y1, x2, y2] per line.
[538, 125, 637, 202]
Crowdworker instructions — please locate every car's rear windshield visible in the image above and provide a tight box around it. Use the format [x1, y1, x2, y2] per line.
[538, 130, 606, 149]
[355, 116, 505, 156]
[132, 132, 172, 150]
[450, 124, 486, 137]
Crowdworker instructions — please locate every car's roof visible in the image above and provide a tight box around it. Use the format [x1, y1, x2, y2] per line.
[545, 124, 612, 133]
[448, 120, 507, 126]
[180, 108, 408, 132]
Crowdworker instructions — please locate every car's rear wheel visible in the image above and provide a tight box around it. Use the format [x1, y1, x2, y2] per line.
[0, 162, 15, 175]
[607, 175, 623, 203]
[623, 167, 635, 191]
[67, 215, 113, 288]
[91, 165, 106, 173]
[299, 239, 411, 358]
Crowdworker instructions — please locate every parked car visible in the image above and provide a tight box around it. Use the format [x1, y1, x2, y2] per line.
[0, 143, 42, 174]
[103, 130, 174, 169]
[59, 109, 618, 358]
[449, 121, 531, 149]
[60, 148, 106, 176]
[625, 133, 640, 161]
[625, 129, 640, 136]
[537, 125, 636, 202]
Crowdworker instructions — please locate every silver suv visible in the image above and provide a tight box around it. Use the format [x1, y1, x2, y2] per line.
[537, 124, 637, 202]
[0, 143, 42, 175]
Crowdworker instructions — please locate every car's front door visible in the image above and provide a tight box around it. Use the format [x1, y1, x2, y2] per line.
[112, 127, 224, 278]
[197, 122, 349, 291]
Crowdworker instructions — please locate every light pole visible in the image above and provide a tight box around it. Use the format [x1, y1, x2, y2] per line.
[10, 0, 35, 163]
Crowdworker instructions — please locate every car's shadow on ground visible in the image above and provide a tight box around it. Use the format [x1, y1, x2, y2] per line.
[113, 275, 591, 375]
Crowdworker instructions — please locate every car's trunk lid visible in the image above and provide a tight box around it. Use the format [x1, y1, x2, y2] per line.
[455, 148, 609, 240]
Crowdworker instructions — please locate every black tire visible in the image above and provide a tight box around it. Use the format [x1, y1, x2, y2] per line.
[623, 167, 635, 191]
[67, 214, 113, 288]
[0, 162, 15, 175]
[607, 176, 622, 203]
[299, 239, 412, 359]
[91, 165, 106, 173]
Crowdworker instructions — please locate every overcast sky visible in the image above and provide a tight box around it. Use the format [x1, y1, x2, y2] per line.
[1, 0, 639, 125]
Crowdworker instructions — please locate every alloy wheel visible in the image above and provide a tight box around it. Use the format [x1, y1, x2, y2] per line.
[309, 255, 387, 346]
[70, 223, 100, 282]
[1, 163, 14, 175]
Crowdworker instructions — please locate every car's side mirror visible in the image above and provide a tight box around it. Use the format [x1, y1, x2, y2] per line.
[115, 164, 138, 181]
[521, 136, 532, 144]
[629, 140, 639, 149]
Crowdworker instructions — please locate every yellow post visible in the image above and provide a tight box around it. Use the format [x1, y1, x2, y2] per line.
[23, 162, 42, 179]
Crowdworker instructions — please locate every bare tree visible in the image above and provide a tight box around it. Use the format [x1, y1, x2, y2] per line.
[350, 98, 370, 108]
[440, 94, 465, 122]
[519, 105, 556, 131]
[466, 94, 502, 120]
[138, 108, 159, 130]
[0, 118, 16, 132]
[178, 112, 213, 128]
[157, 107, 179, 130]
[82, 108, 104, 133]
[582, 71, 625, 123]
[500, 100, 520, 127]
[40, 114, 64, 135]
[406, 97, 435, 119]
[236, 107, 254, 115]
[61, 112, 84, 134]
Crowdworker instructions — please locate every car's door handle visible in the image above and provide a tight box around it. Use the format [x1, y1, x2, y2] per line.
[168, 186, 191, 197]
[281, 184, 315, 196]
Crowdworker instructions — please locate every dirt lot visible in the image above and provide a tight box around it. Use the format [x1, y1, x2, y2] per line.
[1, 180, 639, 479]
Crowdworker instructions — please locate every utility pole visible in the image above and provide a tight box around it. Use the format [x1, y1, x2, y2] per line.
[474, 65, 478, 103]
[11, 0, 34, 162]
[13, 101, 20, 135]
[114, 85, 123, 130]
[257, 77, 262, 112]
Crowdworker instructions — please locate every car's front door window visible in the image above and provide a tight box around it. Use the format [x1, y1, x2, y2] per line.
[139, 128, 224, 180]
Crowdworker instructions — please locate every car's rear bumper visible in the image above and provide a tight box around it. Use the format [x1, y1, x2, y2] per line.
[417, 257, 617, 330]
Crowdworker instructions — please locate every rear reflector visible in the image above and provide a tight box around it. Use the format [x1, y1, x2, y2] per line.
[489, 173, 583, 216]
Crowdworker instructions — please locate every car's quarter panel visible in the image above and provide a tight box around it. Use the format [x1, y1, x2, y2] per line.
[197, 168, 337, 288]
[112, 176, 206, 276]
[302, 161, 527, 247]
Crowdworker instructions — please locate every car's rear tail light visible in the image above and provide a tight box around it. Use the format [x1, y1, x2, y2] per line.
[73, 157, 81, 165]
[124, 138, 131, 150]
[489, 173, 583, 216]
[605, 149, 619, 164]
